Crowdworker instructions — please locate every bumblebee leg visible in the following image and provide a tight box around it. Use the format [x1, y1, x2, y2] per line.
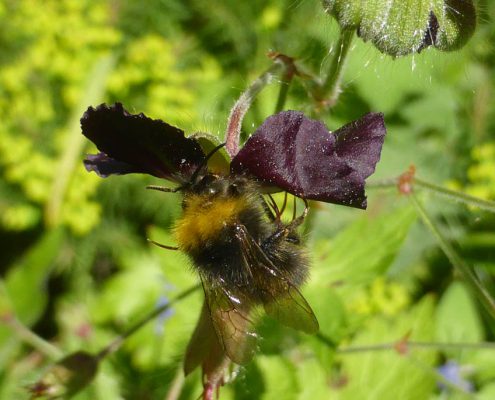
[260, 195, 276, 221]
[292, 195, 297, 221]
[264, 199, 308, 245]
[267, 194, 280, 219]
[147, 238, 179, 251]
[288, 198, 308, 229]
[279, 192, 288, 217]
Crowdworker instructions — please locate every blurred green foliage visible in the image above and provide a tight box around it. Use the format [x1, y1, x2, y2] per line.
[1, 0, 495, 399]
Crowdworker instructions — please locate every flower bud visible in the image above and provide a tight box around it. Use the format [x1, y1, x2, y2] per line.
[28, 351, 99, 399]
[322, 0, 476, 56]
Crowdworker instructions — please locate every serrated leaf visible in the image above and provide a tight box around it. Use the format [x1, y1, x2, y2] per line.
[312, 205, 416, 286]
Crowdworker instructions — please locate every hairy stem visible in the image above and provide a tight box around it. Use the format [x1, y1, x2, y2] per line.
[97, 284, 200, 360]
[410, 193, 495, 320]
[315, 28, 354, 110]
[338, 340, 495, 353]
[414, 178, 495, 213]
[4, 316, 62, 360]
[367, 175, 495, 214]
[225, 60, 286, 157]
[273, 54, 297, 114]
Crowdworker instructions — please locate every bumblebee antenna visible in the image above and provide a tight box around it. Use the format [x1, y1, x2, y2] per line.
[188, 142, 226, 184]
[147, 238, 179, 251]
[146, 185, 181, 193]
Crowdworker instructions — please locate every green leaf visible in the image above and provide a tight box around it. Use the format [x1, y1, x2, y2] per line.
[469, 350, 495, 385]
[256, 355, 299, 400]
[436, 281, 484, 344]
[312, 205, 416, 286]
[303, 286, 344, 365]
[4, 228, 64, 324]
[435, 280, 485, 369]
[334, 296, 437, 400]
[297, 358, 331, 400]
[90, 254, 166, 323]
[432, 0, 477, 51]
[118, 227, 202, 369]
[478, 383, 495, 400]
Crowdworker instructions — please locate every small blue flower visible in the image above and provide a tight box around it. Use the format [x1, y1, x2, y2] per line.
[154, 296, 175, 335]
[437, 360, 474, 393]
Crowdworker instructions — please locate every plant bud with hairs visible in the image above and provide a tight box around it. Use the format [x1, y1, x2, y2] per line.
[322, 0, 476, 57]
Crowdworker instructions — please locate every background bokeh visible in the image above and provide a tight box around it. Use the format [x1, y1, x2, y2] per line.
[1, 0, 495, 399]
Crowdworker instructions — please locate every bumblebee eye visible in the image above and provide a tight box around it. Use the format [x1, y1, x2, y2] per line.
[228, 183, 239, 196]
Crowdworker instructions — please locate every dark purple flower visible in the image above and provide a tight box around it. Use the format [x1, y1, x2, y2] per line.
[82, 103, 386, 209]
[230, 111, 386, 209]
[83, 153, 145, 177]
[81, 103, 205, 184]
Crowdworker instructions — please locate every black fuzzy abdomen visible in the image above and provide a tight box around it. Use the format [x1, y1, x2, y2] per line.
[188, 206, 268, 287]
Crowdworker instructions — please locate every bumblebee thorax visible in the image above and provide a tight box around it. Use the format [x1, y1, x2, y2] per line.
[174, 175, 258, 254]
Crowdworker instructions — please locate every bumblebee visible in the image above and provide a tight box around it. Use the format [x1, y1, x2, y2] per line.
[148, 158, 319, 369]
[81, 102, 386, 394]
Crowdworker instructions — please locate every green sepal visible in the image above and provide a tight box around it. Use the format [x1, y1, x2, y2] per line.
[322, 0, 476, 56]
[190, 132, 231, 175]
[432, 0, 477, 51]
[322, 0, 362, 29]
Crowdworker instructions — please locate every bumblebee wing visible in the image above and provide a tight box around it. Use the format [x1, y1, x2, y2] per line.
[201, 277, 258, 365]
[233, 224, 319, 334]
[183, 301, 217, 375]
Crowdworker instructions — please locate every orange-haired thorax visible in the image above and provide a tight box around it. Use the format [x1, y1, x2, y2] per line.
[174, 193, 250, 254]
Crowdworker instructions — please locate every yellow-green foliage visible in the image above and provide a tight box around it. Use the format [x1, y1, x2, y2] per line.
[106, 34, 221, 127]
[0, 0, 119, 233]
[0, 1, 221, 235]
[2, 1, 494, 399]
[348, 277, 410, 317]
[466, 142, 495, 201]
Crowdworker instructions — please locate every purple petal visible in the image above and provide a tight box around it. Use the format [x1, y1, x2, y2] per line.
[81, 103, 205, 183]
[83, 153, 146, 177]
[230, 111, 386, 209]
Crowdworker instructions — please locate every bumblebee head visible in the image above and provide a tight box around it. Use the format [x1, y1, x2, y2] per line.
[188, 172, 250, 198]
[179, 142, 251, 209]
